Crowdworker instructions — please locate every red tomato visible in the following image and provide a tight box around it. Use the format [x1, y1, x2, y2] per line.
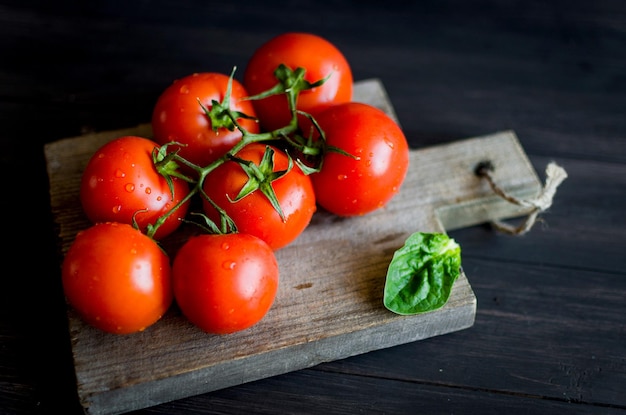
[62, 222, 173, 335]
[80, 135, 190, 240]
[172, 233, 279, 334]
[151, 72, 259, 167]
[244, 32, 353, 132]
[311, 102, 410, 216]
[202, 143, 316, 250]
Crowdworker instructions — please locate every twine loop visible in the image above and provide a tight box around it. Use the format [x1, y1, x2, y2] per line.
[475, 161, 568, 235]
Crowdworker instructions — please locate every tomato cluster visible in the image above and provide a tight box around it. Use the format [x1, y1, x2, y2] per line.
[62, 32, 410, 336]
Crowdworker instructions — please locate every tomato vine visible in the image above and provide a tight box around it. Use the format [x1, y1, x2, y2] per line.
[145, 65, 332, 240]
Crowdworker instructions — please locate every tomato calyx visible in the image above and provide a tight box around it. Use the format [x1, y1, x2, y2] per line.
[227, 145, 293, 222]
[283, 112, 357, 175]
[188, 209, 238, 235]
[197, 67, 258, 134]
[245, 64, 330, 114]
[153, 142, 195, 184]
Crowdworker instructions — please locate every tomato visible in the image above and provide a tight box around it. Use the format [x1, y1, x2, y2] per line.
[62, 222, 173, 335]
[172, 233, 279, 334]
[243, 32, 353, 132]
[80, 135, 190, 240]
[310, 102, 410, 216]
[201, 143, 316, 250]
[151, 72, 259, 168]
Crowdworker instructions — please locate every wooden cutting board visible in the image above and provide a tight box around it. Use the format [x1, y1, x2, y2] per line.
[45, 79, 542, 415]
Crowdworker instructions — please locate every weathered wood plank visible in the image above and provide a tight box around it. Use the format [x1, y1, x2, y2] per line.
[45, 80, 541, 415]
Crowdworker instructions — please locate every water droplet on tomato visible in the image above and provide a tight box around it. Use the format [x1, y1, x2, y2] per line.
[88, 175, 99, 189]
[125, 183, 135, 192]
[97, 153, 105, 159]
[130, 248, 137, 255]
[112, 205, 122, 214]
[156, 196, 162, 201]
[222, 261, 236, 270]
[384, 137, 395, 149]
[179, 84, 190, 94]
[145, 187, 152, 194]
[115, 169, 126, 178]
[337, 174, 348, 181]
[221, 242, 230, 250]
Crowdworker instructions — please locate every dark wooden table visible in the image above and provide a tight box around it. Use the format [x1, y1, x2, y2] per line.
[1, 1, 625, 414]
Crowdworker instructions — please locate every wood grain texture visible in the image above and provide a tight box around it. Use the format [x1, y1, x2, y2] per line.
[130, 367, 626, 415]
[45, 79, 543, 414]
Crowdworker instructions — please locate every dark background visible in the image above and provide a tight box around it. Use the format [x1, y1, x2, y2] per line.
[1, 1, 625, 414]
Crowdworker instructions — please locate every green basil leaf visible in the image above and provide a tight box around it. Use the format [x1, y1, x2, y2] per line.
[383, 232, 461, 315]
